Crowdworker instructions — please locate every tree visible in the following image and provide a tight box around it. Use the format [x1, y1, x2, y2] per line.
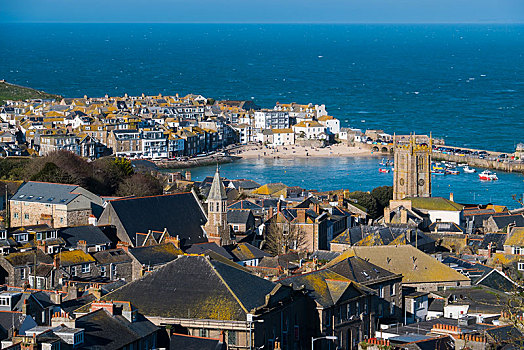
[371, 186, 393, 210]
[30, 162, 74, 184]
[117, 173, 163, 197]
[347, 191, 380, 219]
[264, 219, 307, 256]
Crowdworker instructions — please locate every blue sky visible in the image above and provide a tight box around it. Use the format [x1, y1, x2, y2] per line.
[1, 0, 523, 23]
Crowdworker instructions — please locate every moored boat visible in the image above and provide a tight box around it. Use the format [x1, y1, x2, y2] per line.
[379, 168, 390, 173]
[479, 170, 498, 181]
[463, 166, 476, 173]
[446, 169, 460, 175]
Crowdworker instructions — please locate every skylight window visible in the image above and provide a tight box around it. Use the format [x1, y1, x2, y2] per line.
[27, 196, 33, 199]
[18, 195, 24, 198]
[36, 197, 43, 200]
[48, 197, 55, 201]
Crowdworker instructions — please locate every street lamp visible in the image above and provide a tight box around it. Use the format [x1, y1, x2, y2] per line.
[311, 335, 337, 350]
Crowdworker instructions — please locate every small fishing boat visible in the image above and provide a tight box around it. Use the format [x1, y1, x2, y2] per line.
[463, 166, 476, 173]
[379, 168, 390, 173]
[432, 170, 446, 175]
[479, 170, 498, 181]
[379, 158, 388, 166]
[446, 169, 460, 175]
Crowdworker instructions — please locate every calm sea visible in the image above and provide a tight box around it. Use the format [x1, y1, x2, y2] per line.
[1, 24, 523, 206]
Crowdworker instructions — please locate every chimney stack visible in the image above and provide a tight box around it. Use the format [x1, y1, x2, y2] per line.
[116, 241, 130, 252]
[450, 192, 454, 202]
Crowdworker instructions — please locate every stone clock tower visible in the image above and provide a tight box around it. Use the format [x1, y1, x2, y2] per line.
[393, 133, 432, 200]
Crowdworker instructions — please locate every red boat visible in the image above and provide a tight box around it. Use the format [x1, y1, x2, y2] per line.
[379, 168, 390, 173]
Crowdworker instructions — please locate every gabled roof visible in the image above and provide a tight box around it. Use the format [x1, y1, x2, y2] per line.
[184, 242, 234, 260]
[58, 249, 95, 266]
[11, 181, 81, 205]
[279, 269, 372, 308]
[253, 183, 287, 196]
[104, 192, 207, 247]
[128, 243, 182, 266]
[92, 248, 132, 265]
[506, 227, 524, 246]
[228, 200, 263, 211]
[405, 197, 464, 211]
[327, 246, 469, 284]
[3, 250, 53, 267]
[327, 256, 400, 285]
[227, 209, 253, 225]
[76, 308, 158, 350]
[491, 214, 524, 231]
[99, 255, 282, 320]
[225, 243, 270, 262]
[479, 233, 507, 250]
[59, 225, 111, 247]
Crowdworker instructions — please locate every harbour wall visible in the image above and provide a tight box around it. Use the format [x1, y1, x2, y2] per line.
[432, 153, 524, 174]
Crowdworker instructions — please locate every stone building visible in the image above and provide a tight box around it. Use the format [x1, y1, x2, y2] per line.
[9, 181, 103, 228]
[204, 168, 233, 246]
[393, 134, 432, 200]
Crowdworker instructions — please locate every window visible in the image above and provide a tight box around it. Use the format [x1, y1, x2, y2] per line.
[390, 301, 395, 315]
[513, 247, 522, 255]
[71, 266, 77, 276]
[199, 329, 209, 338]
[0, 297, 9, 306]
[379, 286, 384, 298]
[227, 331, 237, 345]
[82, 264, 90, 274]
[20, 268, 26, 280]
[13, 213, 19, 219]
[391, 284, 396, 296]
[101, 266, 107, 277]
[518, 262, 524, 271]
[112, 264, 117, 277]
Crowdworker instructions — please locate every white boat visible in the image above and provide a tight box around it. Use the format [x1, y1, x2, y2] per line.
[463, 166, 476, 173]
[479, 170, 498, 181]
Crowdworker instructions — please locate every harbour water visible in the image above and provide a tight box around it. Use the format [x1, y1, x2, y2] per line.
[181, 156, 524, 209]
[1, 23, 523, 207]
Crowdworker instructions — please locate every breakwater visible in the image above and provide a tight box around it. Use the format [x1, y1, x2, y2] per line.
[152, 155, 239, 169]
[432, 153, 524, 174]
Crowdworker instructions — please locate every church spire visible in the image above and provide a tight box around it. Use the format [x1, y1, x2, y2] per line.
[207, 166, 227, 201]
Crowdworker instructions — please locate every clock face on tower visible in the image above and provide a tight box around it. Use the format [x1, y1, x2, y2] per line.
[418, 179, 425, 186]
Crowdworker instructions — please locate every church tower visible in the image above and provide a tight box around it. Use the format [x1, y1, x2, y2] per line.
[204, 167, 231, 246]
[393, 133, 432, 200]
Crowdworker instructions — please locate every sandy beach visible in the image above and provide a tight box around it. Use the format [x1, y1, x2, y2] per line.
[231, 143, 378, 159]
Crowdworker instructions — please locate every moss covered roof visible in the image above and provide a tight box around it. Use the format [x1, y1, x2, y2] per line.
[326, 245, 469, 284]
[405, 197, 464, 211]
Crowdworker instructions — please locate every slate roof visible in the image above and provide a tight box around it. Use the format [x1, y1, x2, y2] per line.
[76, 309, 158, 350]
[327, 256, 400, 285]
[227, 179, 260, 190]
[184, 242, 233, 260]
[227, 209, 252, 225]
[279, 269, 373, 308]
[431, 286, 510, 314]
[327, 246, 470, 284]
[11, 181, 82, 205]
[58, 250, 95, 266]
[92, 249, 132, 265]
[406, 197, 464, 211]
[491, 214, 524, 230]
[3, 250, 53, 267]
[228, 200, 263, 211]
[207, 168, 227, 201]
[170, 333, 225, 350]
[479, 233, 507, 251]
[99, 255, 280, 320]
[505, 227, 524, 246]
[128, 243, 182, 267]
[224, 243, 270, 262]
[60, 294, 97, 315]
[105, 192, 207, 247]
[59, 225, 111, 247]
[331, 225, 434, 249]
[428, 222, 465, 234]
